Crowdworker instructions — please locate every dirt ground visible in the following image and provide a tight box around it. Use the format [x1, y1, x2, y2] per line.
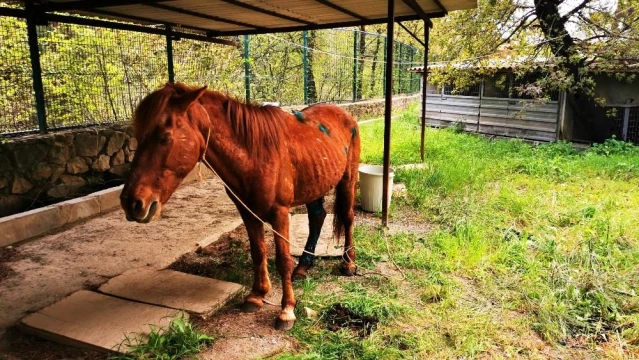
[0, 177, 242, 358]
[0, 179, 413, 360]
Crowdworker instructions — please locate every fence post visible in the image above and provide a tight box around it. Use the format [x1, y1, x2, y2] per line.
[382, 37, 387, 97]
[25, 3, 47, 134]
[166, 25, 175, 83]
[244, 34, 250, 102]
[352, 31, 358, 102]
[396, 43, 401, 94]
[623, 107, 630, 141]
[409, 47, 414, 93]
[303, 30, 308, 104]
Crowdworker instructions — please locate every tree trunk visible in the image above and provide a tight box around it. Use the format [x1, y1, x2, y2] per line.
[356, 26, 366, 100]
[369, 31, 383, 96]
[533, 0, 610, 141]
[306, 31, 318, 103]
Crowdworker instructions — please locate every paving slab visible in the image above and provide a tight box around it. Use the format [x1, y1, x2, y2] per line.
[17, 290, 182, 353]
[289, 214, 343, 257]
[99, 268, 244, 316]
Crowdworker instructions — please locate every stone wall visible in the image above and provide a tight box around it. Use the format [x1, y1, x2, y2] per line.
[284, 94, 420, 120]
[0, 125, 136, 217]
[0, 95, 420, 218]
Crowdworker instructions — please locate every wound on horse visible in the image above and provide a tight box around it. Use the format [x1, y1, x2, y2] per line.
[293, 111, 305, 123]
[319, 124, 330, 136]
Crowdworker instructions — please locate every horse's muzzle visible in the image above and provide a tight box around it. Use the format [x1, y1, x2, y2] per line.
[122, 196, 160, 223]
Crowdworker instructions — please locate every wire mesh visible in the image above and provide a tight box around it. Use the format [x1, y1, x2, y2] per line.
[0, 15, 36, 133]
[173, 36, 244, 97]
[37, 22, 167, 129]
[0, 16, 423, 133]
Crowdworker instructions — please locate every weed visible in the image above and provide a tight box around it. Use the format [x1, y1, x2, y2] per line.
[110, 313, 213, 360]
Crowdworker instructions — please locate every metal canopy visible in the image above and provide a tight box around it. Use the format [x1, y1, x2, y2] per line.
[15, 0, 476, 36]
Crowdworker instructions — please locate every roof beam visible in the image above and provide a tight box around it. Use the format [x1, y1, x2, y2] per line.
[89, 8, 221, 35]
[219, 0, 316, 25]
[398, 21, 425, 47]
[36, 0, 172, 13]
[43, 12, 238, 46]
[213, 13, 446, 36]
[401, 0, 443, 22]
[314, 0, 367, 21]
[147, 3, 265, 30]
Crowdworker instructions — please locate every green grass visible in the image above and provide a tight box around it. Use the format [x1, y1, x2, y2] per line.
[110, 313, 214, 360]
[274, 103, 639, 359]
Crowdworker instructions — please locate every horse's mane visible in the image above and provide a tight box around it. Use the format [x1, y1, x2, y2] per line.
[221, 93, 285, 161]
[134, 83, 286, 161]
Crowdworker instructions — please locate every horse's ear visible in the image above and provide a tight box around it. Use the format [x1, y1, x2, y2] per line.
[176, 86, 207, 113]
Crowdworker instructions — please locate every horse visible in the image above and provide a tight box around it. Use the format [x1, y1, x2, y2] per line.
[120, 82, 361, 330]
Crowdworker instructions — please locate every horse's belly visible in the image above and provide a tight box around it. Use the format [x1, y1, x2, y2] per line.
[292, 156, 346, 205]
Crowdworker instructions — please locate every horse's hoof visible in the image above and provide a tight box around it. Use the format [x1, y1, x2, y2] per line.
[274, 318, 296, 331]
[241, 301, 262, 313]
[339, 263, 357, 277]
[292, 272, 307, 281]
[292, 265, 310, 281]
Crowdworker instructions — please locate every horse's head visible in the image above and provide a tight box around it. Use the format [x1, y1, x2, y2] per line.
[121, 83, 208, 223]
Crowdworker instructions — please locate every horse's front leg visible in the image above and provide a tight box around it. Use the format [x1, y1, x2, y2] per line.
[272, 207, 296, 330]
[237, 209, 271, 313]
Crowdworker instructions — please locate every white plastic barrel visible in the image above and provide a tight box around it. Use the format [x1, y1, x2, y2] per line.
[358, 164, 394, 213]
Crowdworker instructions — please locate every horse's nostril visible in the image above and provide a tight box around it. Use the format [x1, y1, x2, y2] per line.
[133, 199, 143, 214]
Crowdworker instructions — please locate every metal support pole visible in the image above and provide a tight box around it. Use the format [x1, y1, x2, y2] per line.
[244, 34, 251, 102]
[382, 0, 395, 227]
[166, 25, 175, 83]
[303, 30, 309, 104]
[352, 31, 358, 102]
[26, 3, 47, 134]
[420, 22, 430, 162]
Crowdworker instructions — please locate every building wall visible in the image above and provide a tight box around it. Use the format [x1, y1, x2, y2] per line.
[566, 74, 639, 143]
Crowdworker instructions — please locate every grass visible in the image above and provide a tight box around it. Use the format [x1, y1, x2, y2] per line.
[273, 103, 639, 359]
[125, 104, 639, 359]
[110, 313, 214, 360]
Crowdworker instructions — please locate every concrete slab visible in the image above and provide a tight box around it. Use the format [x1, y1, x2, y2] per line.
[288, 214, 343, 257]
[99, 268, 244, 316]
[18, 290, 182, 353]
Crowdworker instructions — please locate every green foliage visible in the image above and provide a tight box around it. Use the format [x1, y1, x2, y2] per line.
[110, 313, 213, 360]
[587, 136, 638, 156]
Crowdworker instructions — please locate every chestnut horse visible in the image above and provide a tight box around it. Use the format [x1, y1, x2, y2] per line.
[120, 83, 360, 330]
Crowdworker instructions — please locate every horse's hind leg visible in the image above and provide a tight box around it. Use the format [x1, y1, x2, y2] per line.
[334, 167, 358, 277]
[292, 197, 326, 281]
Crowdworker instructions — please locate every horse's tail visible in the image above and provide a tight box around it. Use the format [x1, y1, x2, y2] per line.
[333, 118, 361, 242]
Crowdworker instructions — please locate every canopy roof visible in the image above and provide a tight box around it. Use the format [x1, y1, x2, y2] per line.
[19, 0, 476, 37]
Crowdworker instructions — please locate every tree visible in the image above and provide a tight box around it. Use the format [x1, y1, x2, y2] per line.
[421, 0, 639, 140]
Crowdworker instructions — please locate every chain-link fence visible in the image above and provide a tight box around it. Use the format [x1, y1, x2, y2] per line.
[0, 11, 423, 135]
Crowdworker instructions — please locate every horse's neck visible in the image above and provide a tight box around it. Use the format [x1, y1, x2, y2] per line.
[199, 101, 254, 193]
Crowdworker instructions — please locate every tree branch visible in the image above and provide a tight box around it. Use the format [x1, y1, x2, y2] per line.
[561, 0, 591, 23]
